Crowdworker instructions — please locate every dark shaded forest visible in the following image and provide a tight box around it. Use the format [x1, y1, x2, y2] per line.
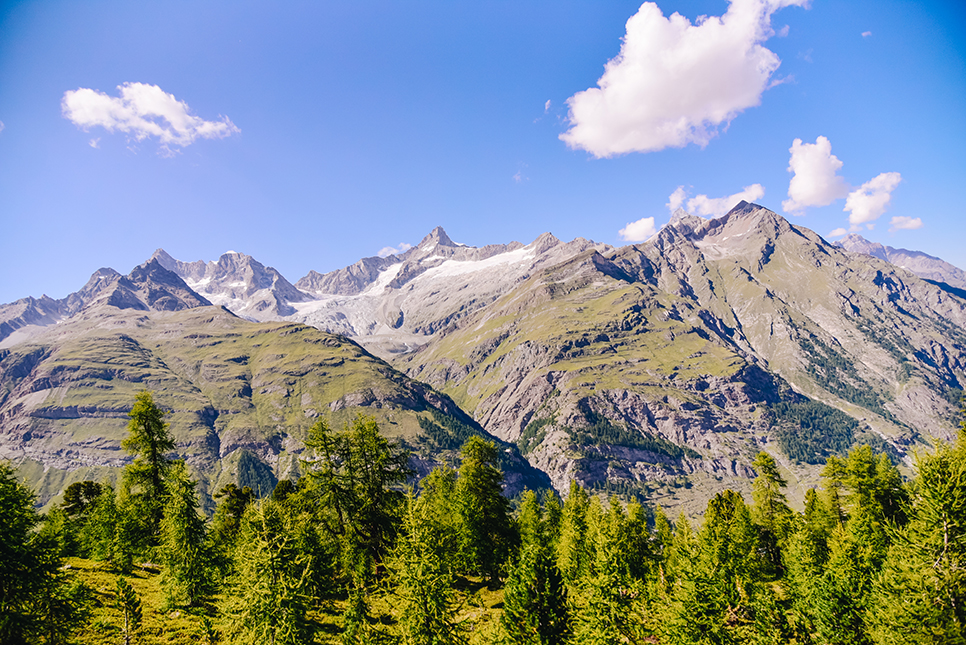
[2, 390, 964, 644]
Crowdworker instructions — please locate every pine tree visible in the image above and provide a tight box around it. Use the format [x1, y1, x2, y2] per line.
[120, 390, 175, 548]
[115, 577, 142, 645]
[500, 490, 570, 645]
[556, 481, 591, 586]
[662, 490, 759, 644]
[391, 491, 466, 645]
[221, 499, 315, 645]
[572, 498, 649, 644]
[0, 462, 89, 645]
[751, 451, 794, 576]
[301, 415, 413, 563]
[454, 436, 515, 581]
[869, 428, 966, 644]
[79, 483, 136, 572]
[159, 461, 212, 608]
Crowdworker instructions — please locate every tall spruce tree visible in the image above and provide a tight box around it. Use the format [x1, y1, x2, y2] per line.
[869, 428, 966, 644]
[556, 481, 591, 586]
[159, 461, 212, 608]
[500, 490, 570, 645]
[0, 462, 89, 645]
[120, 390, 175, 547]
[221, 499, 315, 645]
[301, 415, 413, 563]
[454, 436, 515, 581]
[390, 491, 466, 645]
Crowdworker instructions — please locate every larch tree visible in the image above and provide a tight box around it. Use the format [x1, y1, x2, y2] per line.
[120, 390, 175, 547]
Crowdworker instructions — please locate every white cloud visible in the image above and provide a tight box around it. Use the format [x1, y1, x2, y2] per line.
[619, 217, 658, 242]
[666, 186, 687, 211]
[862, 31, 872, 38]
[889, 216, 922, 231]
[378, 243, 412, 258]
[687, 183, 765, 218]
[782, 136, 850, 214]
[544, 100, 551, 113]
[559, 0, 806, 157]
[845, 172, 902, 230]
[61, 82, 239, 153]
[776, 24, 790, 37]
[0, 120, 4, 134]
[828, 227, 848, 238]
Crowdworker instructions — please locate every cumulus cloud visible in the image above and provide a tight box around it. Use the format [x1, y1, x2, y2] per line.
[61, 82, 239, 153]
[667, 186, 687, 212]
[782, 136, 850, 214]
[687, 184, 765, 218]
[845, 172, 902, 230]
[889, 216, 922, 232]
[544, 100, 552, 113]
[89, 138, 100, 148]
[619, 217, 658, 242]
[559, 0, 806, 157]
[828, 227, 848, 238]
[378, 243, 412, 258]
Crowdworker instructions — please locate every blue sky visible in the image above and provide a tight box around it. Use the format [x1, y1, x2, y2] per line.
[1, 0, 964, 303]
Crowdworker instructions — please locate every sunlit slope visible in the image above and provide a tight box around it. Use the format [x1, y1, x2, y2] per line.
[398, 249, 786, 514]
[398, 204, 966, 514]
[614, 202, 966, 443]
[0, 305, 544, 507]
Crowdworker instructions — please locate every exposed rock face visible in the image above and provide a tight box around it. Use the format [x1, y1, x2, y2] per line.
[397, 203, 966, 514]
[3, 211, 966, 516]
[0, 305, 548, 508]
[284, 227, 610, 357]
[0, 261, 210, 348]
[153, 250, 310, 320]
[837, 233, 966, 290]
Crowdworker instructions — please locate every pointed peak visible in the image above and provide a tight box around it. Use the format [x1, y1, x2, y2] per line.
[418, 226, 455, 248]
[726, 200, 765, 218]
[530, 232, 562, 254]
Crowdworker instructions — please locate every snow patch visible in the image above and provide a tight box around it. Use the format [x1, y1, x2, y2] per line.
[418, 247, 534, 280]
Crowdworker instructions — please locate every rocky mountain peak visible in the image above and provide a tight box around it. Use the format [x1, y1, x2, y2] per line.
[418, 226, 456, 249]
[837, 233, 966, 290]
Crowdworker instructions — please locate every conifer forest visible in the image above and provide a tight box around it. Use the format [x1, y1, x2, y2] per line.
[2, 390, 964, 645]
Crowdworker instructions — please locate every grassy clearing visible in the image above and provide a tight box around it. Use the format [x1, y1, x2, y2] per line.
[63, 557, 505, 645]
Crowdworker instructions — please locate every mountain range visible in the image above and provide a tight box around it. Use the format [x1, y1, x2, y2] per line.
[2, 202, 965, 515]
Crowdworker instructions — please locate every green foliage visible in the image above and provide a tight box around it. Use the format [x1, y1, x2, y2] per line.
[869, 427, 966, 644]
[798, 335, 896, 421]
[572, 499, 651, 644]
[210, 483, 255, 554]
[221, 500, 315, 645]
[79, 484, 136, 572]
[454, 436, 516, 580]
[556, 481, 591, 586]
[771, 399, 859, 464]
[120, 390, 175, 546]
[500, 492, 570, 645]
[751, 452, 794, 575]
[390, 491, 466, 645]
[301, 414, 414, 564]
[417, 408, 479, 451]
[0, 462, 90, 645]
[159, 461, 213, 609]
[115, 577, 142, 645]
[62, 480, 103, 518]
[518, 416, 553, 455]
[569, 400, 700, 459]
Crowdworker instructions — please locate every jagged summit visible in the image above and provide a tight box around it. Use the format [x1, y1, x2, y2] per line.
[836, 233, 966, 290]
[417, 226, 455, 248]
